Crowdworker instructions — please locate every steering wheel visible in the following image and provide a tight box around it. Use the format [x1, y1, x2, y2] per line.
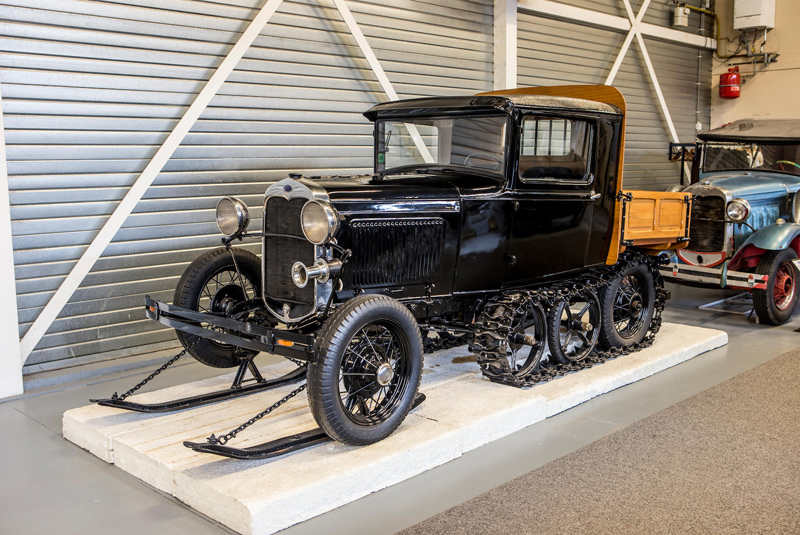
[777, 160, 800, 171]
[464, 152, 503, 170]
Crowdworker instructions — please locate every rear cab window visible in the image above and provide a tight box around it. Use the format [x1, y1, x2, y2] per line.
[519, 117, 593, 184]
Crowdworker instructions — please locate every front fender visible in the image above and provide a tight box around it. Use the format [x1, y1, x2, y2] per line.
[738, 222, 800, 251]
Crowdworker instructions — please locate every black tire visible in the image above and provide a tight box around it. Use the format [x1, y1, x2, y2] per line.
[308, 295, 423, 446]
[753, 248, 799, 325]
[173, 247, 261, 368]
[598, 262, 655, 349]
[547, 290, 601, 364]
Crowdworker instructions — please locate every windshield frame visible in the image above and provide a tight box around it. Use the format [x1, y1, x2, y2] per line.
[373, 112, 512, 180]
[701, 140, 800, 177]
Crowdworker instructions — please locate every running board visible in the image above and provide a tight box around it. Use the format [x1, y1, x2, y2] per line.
[91, 365, 307, 413]
[183, 393, 427, 460]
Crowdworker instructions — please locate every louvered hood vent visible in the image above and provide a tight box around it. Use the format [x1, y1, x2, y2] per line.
[347, 218, 444, 288]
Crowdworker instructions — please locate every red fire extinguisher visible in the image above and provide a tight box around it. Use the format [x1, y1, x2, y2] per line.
[720, 66, 741, 99]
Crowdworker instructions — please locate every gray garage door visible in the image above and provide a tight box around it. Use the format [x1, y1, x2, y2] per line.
[2, 0, 494, 372]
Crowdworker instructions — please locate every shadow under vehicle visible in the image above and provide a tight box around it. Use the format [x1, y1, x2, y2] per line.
[661, 119, 800, 325]
[93, 85, 691, 459]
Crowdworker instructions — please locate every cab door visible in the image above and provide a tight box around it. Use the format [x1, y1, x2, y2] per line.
[503, 115, 599, 286]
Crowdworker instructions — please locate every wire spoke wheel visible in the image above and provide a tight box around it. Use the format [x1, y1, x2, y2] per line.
[613, 274, 647, 338]
[772, 262, 796, 311]
[173, 248, 262, 368]
[598, 260, 655, 349]
[547, 290, 600, 364]
[754, 248, 800, 325]
[308, 295, 423, 445]
[338, 324, 411, 425]
[197, 268, 258, 349]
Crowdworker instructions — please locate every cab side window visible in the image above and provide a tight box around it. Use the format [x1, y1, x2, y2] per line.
[519, 117, 593, 183]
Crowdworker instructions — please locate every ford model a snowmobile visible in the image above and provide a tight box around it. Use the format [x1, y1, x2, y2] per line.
[93, 85, 692, 459]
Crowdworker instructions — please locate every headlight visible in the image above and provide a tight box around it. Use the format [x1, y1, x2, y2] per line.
[726, 199, 751, 223]
[216, 197, 250, 236]
[301, 200, 339, 244]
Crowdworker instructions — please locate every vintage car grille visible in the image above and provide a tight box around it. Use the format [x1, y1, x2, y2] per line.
[263, 196, 315, 308]
[688, 195, 726, 252]
[348, 218, 444, 288]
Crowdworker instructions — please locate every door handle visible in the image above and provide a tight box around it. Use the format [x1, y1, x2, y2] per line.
[585, 191, 601, 201]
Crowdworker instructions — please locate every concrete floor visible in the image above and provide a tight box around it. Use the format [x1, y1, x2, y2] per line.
[1, 283, 798, 535]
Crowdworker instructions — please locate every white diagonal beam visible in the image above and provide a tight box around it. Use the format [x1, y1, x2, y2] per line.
[518, 0, 716, 50]
[617, 0, 680, 143]
[19, 0, 286, 363]
[0, 81, 24, 397]
[635, 32, 680, 143]
[605, 0, 651, 85]
[331, 0, 434, 163]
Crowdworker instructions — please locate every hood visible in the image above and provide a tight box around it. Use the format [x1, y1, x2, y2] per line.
[308, 174, 461, 205]
[690, 171, 800, 201]
[290, 171, 503, 213]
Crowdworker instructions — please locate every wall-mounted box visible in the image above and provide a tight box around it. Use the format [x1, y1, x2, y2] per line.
[734, 0, 776, 30]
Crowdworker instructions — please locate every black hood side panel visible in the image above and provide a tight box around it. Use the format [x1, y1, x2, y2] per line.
[314, 173, 500, 301]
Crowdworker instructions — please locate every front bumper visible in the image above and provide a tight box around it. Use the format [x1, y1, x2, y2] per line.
[144, 296, 315, 360]
[659, 263, 768, 290]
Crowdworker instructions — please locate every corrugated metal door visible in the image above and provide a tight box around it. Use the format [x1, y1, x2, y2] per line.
[517, 1, 712, 190]
[2, 0, 494, 372]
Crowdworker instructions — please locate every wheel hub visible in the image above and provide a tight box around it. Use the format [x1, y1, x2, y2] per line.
[773, 262, 796, 310]
[629, 294, 643, 316]
[376, 363, 394, 386]
[210, 284, 247, 314]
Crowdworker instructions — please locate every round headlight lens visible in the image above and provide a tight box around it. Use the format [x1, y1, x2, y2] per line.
[726, 199, 751, 223]
[216, 197, 250, 236]
[301, 200, 338, 244]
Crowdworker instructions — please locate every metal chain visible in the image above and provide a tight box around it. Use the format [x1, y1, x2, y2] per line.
[468, 252, 668, 388]
[421, 329, 472, 353]
[206, 382, 308, 445]
[110, 339, 201, 401]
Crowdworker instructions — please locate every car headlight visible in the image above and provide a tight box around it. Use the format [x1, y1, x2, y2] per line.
[726, 199, 751, 223]
[301, 200, 339, 244]
[216, 197, 250, 236]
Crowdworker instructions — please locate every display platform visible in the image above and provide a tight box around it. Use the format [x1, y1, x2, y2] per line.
[63, 322, 726, 535]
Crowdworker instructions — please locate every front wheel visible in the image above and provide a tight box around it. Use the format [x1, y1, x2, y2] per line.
[753, 248, 799, 325]
[308, 295, 423, 446]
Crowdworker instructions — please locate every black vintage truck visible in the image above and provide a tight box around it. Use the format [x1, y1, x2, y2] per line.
[96, 85, 691, 458]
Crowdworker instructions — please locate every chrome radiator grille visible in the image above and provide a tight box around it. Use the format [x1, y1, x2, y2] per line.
[263, 196, 315, 308]
[348, 218, 444, 288]
[688, 196, 726, 252]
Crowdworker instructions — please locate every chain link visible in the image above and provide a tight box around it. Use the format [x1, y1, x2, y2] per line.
[468, 252, 668, 388]
[421, 329, 472, 353]
[110, 339, 201, 401]
[206, 382, 308, 445]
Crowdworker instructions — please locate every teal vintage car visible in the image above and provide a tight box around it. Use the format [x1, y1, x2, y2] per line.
[662, 118, 800, 325]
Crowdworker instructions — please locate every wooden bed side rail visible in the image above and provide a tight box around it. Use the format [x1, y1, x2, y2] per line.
[618, 189, 692, 251]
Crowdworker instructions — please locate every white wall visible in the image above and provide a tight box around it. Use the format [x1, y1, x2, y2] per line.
[712, 0, 800, 126]
[0, 82, 23, 399]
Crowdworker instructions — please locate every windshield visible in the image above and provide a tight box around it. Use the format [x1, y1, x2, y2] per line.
[703, 142, 800, 176]
[376, 115, 507, 176]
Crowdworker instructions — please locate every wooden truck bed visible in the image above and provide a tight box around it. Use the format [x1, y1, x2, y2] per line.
[620, 190, 692, 250]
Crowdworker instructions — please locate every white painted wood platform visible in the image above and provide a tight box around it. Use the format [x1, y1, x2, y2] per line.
[63, 322, 726, 535]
